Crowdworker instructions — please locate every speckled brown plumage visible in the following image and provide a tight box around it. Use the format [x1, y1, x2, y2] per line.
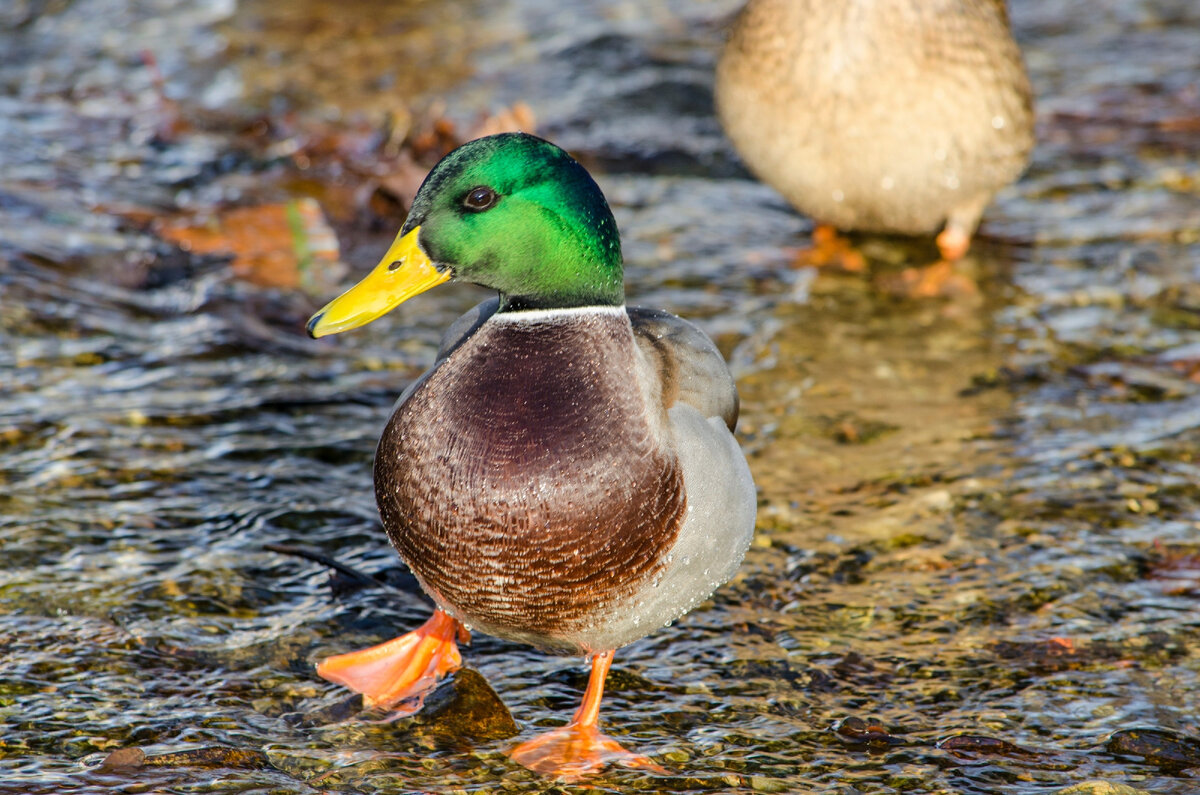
[375, 309, 686, 652]
[716, 0, 1034, 240]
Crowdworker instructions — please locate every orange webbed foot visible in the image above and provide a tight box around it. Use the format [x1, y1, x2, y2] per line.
[507, 650, 667, 781]
[791, 224, 867, 273]
[317, 609, 464, 716]
[880, 258, 980, 300]
[509, 720, 666, 781]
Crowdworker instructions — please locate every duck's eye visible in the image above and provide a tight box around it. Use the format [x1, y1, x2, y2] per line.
[463, 186, 498, 211]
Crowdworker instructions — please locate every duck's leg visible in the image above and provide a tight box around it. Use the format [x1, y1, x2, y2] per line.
[317, 609, 465, 715]
[882, 198, 991, 299]
[881, 193, 992, 298]
[792, 224, 867, 272]
[935, 225, 972, 263]
[508, 650, 666, 781]
[885, 195, 989, 297]
[936, 192, 992, 263]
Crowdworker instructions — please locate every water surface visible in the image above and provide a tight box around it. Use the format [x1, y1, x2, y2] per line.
[2, 0, 1200, 792]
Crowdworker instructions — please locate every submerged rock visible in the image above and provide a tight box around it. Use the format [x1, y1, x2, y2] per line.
[98, 747, 146, 772]
[98, 745, 273, 772]
[410, 667, 519, 743]
[1056, 782, 1152, 795]
[295, 666, 517, 745]
[1106, 727, 1200, 771]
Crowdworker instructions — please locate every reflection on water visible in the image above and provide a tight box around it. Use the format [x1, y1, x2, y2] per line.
[2, 0, 1200, 792]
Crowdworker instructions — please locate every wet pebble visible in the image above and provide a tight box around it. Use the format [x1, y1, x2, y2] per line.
[1105, 727, 1200, 771]
[833, 716, 903, 747]
[1056, 782, 1153, 795]
[98, 745, 273, 771]
[411, 667, 519, 742]
[98, 747, 146, 772]
[295, 667, 517, 744]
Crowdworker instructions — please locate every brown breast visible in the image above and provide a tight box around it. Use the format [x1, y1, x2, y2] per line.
[374, 309, 686, 642]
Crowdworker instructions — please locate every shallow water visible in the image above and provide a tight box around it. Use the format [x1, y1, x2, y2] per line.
[2, 0, 1200, 792]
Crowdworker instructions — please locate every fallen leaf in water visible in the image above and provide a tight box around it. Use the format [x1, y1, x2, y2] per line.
[468, 102, 536, 140]
[834, 716, 903, 747]
[1144, 543, 1200, 595]
[373, 151, 439, 218]
[140, 50, 189, 143]
[990, 637, 1098, 672]
[937, 733, 1039, 759]
[372, 103, 538, 212]
[156, 198, 344, 293]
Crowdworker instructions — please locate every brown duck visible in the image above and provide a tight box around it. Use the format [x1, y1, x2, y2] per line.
[716, 0, 1034, 271]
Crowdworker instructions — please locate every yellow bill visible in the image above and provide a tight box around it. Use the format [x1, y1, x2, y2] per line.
[306, 226, 450, 338]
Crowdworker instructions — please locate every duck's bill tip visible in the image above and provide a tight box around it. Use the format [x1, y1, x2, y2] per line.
[305, 310, 327, 339]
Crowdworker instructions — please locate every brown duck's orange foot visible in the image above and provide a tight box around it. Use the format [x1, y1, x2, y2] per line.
[881, 259, 979, 300]
[936, 225, 972, 262]
[316, 609, 464, 716]
[791, 224, 866, 273]
[508, 722, 667, 781]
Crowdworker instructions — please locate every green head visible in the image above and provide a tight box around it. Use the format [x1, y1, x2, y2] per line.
[407, 133, 624, 311]
[306, 133, 625, 337]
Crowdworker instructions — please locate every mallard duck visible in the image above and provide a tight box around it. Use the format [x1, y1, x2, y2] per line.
[306, 132, 757, 779]
[715, 0, 1034, 279]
